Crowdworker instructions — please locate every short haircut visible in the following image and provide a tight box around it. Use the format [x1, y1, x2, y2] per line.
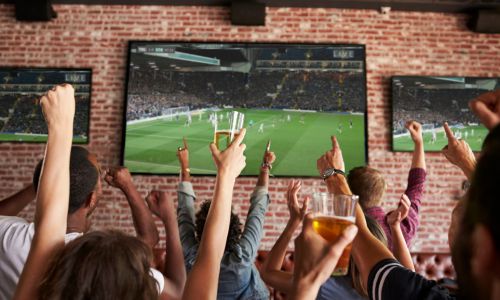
[195, 200, 242, 252]
[347, 166, 386, 209]
[33, 146, 99, 214]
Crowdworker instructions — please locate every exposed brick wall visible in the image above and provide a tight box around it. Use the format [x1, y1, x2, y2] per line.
[0, 4, 498, 253]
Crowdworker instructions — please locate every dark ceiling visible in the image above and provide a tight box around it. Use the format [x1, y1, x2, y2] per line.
[2, 0, 500, 13]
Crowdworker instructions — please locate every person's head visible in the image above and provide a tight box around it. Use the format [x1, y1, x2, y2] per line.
[33, 146, 101, 217]
[452, 139, 500, 300]
[195, 200, 242, 252]
[347, 167, 386, 209]
[350, 215, 387, 297]
[39, 230, 157, 300]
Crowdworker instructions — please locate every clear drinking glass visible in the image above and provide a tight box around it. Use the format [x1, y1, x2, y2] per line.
[213, 111, 244, 150]
[311, 193, 358, 276]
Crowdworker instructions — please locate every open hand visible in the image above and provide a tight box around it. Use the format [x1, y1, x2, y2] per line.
[286, 180, 309, 224]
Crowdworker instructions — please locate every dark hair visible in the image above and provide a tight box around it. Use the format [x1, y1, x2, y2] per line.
[462, 141, 500, 250]
[350, 215, 387, 297]
[482, 124, 500, 151]
[452, 133, 500, 300]
[195, 200, 242, 252]
[33, 146, 99, 214]
[39, 230, 158, 300]
[347, 167, 386, 209]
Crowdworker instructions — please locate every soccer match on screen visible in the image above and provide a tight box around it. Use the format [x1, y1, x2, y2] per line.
[123, 43, 367, 176]
[392, 76, 499, 152]
[0, 68, 91, 143]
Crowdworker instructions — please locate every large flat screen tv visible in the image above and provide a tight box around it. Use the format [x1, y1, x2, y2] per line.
[122, 42, 367, 176]
[0, 68, 91, 143]
[392, 76, 499, 152]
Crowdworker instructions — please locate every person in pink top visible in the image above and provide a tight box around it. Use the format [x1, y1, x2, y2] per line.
[348, 120, 426, 250]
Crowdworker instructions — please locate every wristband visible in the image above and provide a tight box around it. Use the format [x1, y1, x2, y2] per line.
[321, 168, 345, 180]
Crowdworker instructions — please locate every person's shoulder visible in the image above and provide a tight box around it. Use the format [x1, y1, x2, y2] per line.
[0, 216, 34, 254]
[0, 216, 32, 231]
[369, 259, 455, 300]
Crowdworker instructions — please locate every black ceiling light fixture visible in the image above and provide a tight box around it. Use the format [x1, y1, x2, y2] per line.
[231, 0, 266, 26]
[15, 0, 57, 21]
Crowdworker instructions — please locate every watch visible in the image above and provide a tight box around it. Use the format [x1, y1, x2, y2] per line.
[321, 168, 345, 180]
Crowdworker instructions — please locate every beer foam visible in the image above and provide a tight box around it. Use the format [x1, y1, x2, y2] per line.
[315, 215, 355, 223]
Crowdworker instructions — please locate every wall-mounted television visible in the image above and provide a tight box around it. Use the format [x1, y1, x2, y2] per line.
[122, 42, 367, 176]
[392, 76, 499, 152]
[0, 68, 91, 143]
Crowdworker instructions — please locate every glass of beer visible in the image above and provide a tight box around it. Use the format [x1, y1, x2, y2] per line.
[214, 111, 244, 150]
[311, 193, 358, 276]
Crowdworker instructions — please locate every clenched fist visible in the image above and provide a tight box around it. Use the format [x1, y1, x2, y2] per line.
[40, 84, 75, 134]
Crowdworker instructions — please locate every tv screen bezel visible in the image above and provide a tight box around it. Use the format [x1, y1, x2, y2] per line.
[390, 75, 494, 153]
[121, 41, 368, 177]
[0, 66, 92, 144]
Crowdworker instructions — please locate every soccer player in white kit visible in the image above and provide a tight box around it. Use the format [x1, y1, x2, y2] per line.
[258, 123, 264, 133]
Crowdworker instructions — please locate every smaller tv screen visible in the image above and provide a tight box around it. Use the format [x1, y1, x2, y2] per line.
[0, 68, 91, 143]
[392, 76, 499, 152]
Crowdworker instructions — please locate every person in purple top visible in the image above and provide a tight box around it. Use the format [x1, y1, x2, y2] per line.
[348, 120, 426, 250]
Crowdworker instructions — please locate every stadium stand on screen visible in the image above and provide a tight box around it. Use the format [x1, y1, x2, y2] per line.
[0, 68, 91, 143]
[392, 76, 499, 152]
[122, 43, 367, 176]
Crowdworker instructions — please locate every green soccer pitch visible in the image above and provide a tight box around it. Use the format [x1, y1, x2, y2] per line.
[0, 133, 87, 143]
[123, 109, 366, 176]
[393, 125, 488, 152]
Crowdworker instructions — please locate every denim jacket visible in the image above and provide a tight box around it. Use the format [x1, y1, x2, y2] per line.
[177, 182, 270, 300]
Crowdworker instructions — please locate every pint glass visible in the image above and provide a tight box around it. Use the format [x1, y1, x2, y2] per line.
[214, 111, 244, 150]
[312, 193, 358, 276]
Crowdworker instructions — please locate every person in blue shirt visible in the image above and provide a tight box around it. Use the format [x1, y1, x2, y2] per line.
[176, 139, 275, 300]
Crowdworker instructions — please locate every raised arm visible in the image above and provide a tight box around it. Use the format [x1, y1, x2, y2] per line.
[146, 191, 186, 300]
[261, 180, 308, 293]
[396, 121, 427, 245]
[317, 135, 394, 291]
[0, 184, 35, 216]
[176, 140, 197, 251]
[406, 121, 426, 170]
[386, 195, 415, 271]
[14, 84, 75, 300]
[442, 122, 477, 180]
[182, 128, 247, 300]
[256, 140, 273, 187]
[239, 142, 275, 260]
[105, 166, 159, 248]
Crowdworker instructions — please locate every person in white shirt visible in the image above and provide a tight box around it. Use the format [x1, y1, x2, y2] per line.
[0, 146, 165, 299]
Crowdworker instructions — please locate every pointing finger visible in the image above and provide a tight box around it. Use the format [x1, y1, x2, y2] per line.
[443, 122, 455, 143]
